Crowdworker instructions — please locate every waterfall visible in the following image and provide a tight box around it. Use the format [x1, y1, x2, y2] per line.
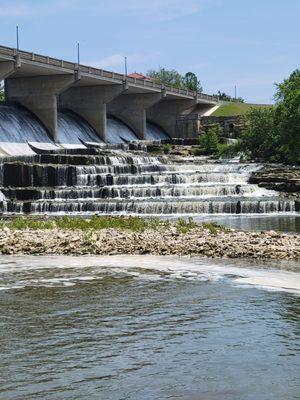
[57, 110, 104, 147]
[107, 116, 139, 144]
[0, 105, 148, 155]
[0, 150, 297, 216]
[146, 121, 169, 140]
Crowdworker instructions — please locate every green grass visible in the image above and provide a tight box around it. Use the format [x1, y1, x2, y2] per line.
[0, 216, 232, 234]
[0, 216, 200, 233]
[212, 102, 273, 117]
[202, 222, 230, 234]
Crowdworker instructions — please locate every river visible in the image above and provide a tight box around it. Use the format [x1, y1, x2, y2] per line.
[0, 255, 299, 400]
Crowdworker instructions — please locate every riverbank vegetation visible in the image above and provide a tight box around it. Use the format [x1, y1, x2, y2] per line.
[204, 70, 299, 164]
[0, 215, 201, 233]
[239, 70, 300, 164]
[193, 126, 239, 159]
[147, 67, 203, 93]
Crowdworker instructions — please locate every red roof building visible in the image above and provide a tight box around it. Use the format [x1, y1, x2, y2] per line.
[127, 72, 153, 81]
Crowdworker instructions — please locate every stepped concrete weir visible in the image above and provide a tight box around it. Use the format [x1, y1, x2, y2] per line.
[0, 147, 298, 216]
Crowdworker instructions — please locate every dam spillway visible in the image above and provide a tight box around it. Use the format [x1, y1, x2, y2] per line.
[0, 104, 169, 156]
[0, 149, 297, 215]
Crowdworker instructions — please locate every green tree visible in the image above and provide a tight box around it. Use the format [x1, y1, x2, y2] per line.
[198, 127, 220, 155]
[147, 67, 183, 89]
[275, 70, 300, 164]
[147, 67, 202, 92]
[239, 69, 300, 164]
[240, 107, 281, 161]
[215, 91, 244, 103]
[182, 72, 202, 93]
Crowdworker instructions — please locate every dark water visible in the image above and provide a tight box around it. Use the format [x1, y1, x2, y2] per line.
[0, 255, 299, 400]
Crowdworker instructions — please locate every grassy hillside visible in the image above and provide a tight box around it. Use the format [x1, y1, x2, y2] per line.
[212, 102, 273, 117]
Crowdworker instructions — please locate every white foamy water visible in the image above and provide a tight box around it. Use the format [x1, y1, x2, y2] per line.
[0, 255, 299, 295]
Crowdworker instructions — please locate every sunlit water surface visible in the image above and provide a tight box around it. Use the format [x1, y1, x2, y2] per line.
[0, 255, 299, 400]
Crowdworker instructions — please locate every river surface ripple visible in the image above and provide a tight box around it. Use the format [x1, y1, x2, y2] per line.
[0, 255, 299, 400]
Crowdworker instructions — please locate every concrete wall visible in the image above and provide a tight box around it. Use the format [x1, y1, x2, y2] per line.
[0, 61, 16, 80]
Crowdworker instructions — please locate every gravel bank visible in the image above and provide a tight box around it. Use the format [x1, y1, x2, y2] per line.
[0, 226, 299, 259]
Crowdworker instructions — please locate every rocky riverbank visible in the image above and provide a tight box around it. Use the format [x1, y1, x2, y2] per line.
[0, 225, 299, 259]
[250, 165, 300, 199]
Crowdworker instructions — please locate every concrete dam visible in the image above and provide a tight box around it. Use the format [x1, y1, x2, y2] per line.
[0, 45, 298, 218]
[0, 44, 217, 156]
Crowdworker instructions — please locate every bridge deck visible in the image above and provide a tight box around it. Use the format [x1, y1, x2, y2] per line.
[0, 44, 218, 104]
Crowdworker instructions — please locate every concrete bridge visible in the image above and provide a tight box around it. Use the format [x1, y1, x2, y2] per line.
[0, 44, 218, 142]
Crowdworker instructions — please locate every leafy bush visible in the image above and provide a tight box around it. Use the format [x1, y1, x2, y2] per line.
[198, 127, 220, 155]
[217, 141, 240, 159]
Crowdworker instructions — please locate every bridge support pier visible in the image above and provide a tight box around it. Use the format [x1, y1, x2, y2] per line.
[6, 75, 75, 142]
[0, 61, 16, 80]
[60, 84, 127, 142]
[107, 93, 163, 139]
[147, 99, 196, 138]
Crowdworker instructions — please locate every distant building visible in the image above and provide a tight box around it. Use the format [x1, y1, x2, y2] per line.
[127, 72, 153, 81]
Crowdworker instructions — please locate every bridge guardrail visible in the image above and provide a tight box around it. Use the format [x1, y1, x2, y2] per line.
[0, 44, 218, 102]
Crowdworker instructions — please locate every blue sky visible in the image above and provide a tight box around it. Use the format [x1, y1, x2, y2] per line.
[0, 0, 299, 103]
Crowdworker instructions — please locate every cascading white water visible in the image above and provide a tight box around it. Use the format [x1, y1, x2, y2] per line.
[2, 153, 296, 215]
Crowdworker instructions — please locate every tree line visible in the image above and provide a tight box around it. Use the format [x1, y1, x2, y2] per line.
[239, 69, 299, 164]
[196, 69, 299, 165]
[147, 67, 203, 93]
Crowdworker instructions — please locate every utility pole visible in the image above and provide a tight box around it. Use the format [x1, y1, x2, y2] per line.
[77, 41, 80, 65]
[234, 85, 237, 100]
[124, 56, 128, 77]
[16, 24, 19, 51]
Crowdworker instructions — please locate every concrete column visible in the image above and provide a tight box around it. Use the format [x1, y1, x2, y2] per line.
[60, 84, 126, 142]
[0, 61, 16, 80]
[6, 74, 75, 141]
[147, 98, 195, 138]
[107, 93, 163, 140]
